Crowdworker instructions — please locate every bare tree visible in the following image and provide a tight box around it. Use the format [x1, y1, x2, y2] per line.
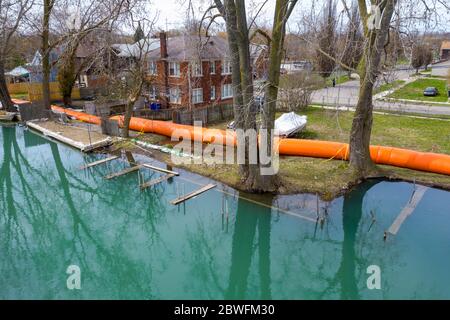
[341, 2, 364, 77]
[205, 0, 298, 192]
[411, 43, 426, 73]
[41, 0, 55, 109]
[55, 0, 130, 106]
[38, 0, 129, 109]
[96, 2, 156, 138]
[314, 0, 337, 79]
[0, 0, 34, 111]
[348, 0, 399, 177]
[422, 45, 433, 70]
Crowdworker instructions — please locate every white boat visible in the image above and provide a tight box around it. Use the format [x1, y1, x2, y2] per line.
[0, 111, 16, 121]
[274, 112, 307, 137]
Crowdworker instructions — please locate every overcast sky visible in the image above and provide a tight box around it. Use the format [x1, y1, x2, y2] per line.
[151, 0, 450, 33]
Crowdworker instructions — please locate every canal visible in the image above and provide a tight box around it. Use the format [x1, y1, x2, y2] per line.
[1, 125, 450, 299]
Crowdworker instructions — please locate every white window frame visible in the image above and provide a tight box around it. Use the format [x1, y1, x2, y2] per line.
[148, 60, 157, 75]
[169, 62, 181, 77]
[221, 83, 233, 99]
[222, 60, 232, 75]
[169, 87, 181, 104]
[192, 88, 203, 104]
[149, 85, 157, 100]
[210, 61, 216, 74]
[210, 86, 216, 100]
[191, 61, 203, 77]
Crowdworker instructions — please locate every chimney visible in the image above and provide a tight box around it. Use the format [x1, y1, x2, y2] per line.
[160, 32, 168, 59]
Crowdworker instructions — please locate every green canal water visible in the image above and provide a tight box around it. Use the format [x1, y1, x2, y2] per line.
[1, 125, 450, 300]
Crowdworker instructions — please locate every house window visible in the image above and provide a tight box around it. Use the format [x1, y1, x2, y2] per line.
[210, 61, 216, 74]
[221, 83, 233, 99]
[169, 87, 181, 104]
[222, 60, 232, 74]
[210, 86, 216, 100]
[192, 61, 202, 76]
[192, 88, 203, 104]
[148, 61, 157, 75]
[169, 62, 180, 77]
[149, 85, 158, 99]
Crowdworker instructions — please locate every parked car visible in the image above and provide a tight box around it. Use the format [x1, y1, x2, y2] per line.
[423, 87, 439, 96]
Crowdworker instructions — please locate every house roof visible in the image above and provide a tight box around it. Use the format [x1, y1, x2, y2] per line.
[147, 35, 230, 61]
[113, 35, 267, 62]
[441, 40, 450, 51]
[112, 38, 160, 58]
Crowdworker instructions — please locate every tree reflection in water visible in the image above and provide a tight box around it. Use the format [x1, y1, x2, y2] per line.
[226, 195, 273, 300]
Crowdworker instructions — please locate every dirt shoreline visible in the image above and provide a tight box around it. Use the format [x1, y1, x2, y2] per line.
[106, 136, 450, 201]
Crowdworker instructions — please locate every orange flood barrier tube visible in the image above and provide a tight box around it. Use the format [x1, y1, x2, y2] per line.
[49, 105, 450, 176]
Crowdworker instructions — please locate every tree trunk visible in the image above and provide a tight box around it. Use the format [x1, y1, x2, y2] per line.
[0, 60, 15, 111]
[349, 78, 376, 175]
[259, 0, 293, 192]
[234, 0, 263, 191]
[122, 99, 134, 138]
[349, 0, 396, 178]
[220, 0, 247, 178]
[122, 78, 144, 138]
[42, 0, 52, 109]
[63, 94, 73, 107]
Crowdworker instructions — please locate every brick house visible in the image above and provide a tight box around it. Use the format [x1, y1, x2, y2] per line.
[142, 33, 236, 109]
[440, 41, 450, 60]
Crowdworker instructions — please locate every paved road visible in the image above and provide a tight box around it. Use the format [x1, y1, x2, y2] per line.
[431, 60, 450, 77]
[311, 66, 450, 116]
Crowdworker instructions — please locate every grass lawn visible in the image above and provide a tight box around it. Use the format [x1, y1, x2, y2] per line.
[374, 80, 406, 94]
[129, 107, 450, 198]
[388, 78, 449, 103]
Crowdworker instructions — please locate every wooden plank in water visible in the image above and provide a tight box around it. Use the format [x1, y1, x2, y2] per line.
[171, 184, 216, 205]
[104, 165, 143, 180]
[142, 164, 179, 176]
[141, 174, 176, 190]
[80, 156, 119, 170]
[388, 185, 428, 235]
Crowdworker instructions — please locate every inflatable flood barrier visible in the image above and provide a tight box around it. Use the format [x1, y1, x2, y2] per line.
[46, 105, 450, 176]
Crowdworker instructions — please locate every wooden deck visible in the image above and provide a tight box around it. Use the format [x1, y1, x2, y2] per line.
[27, 120, 112, 152]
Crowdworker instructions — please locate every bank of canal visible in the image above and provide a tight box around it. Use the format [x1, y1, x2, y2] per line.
[1, 125, 450, 299]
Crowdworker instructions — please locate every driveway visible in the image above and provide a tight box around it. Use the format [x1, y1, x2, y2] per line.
[431, 60, 450, 77]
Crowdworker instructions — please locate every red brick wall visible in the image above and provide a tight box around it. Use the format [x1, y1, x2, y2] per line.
[145, 59, 233, 109]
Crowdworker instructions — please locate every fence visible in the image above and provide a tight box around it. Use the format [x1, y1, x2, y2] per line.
[134, 104, 234, 126]
[134, 108, 173, 121]
[7, 82, 80, 102]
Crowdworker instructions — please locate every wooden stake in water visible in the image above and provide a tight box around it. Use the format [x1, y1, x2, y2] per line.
[316, 193, 320, 221]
